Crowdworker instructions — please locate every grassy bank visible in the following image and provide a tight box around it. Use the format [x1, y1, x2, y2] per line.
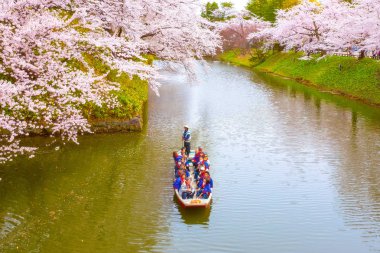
[0, 53, 148, 133]
[79, 54, 148, 121]
[217, 49, 253, 68]
[219, 50, 380, 106]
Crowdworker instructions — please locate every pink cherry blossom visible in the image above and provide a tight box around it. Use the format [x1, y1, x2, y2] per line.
[249, 0, 380, 54]
[0, 0, 221, 163]
[218, 10, 271, 51]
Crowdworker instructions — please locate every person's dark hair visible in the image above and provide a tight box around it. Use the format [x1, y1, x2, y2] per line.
[205, 171, 210, 176]
[173, 151, 178, 158]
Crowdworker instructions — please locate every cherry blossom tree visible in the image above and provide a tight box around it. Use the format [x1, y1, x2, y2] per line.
[322, 0, 380, 54]
[250, 0, 380, 55]
[76, 0, 221, 65]
[265, 0, 329, 53]
[0, 0, 148, 162]
[359, 0, 380, 51]
[0, 0, 221, 163]
[218, 10, 270, 51]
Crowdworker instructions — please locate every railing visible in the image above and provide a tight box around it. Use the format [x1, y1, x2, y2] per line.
[331, 51, 380, 59]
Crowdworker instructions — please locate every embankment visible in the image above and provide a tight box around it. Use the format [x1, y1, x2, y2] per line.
[218, 50, 380, 106]
[80, 54, 149, 132]
[217, 49, 252, 68]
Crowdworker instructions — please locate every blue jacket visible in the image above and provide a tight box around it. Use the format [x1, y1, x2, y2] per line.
[201, 183, 212, 195]
[176, 170, 189, 178]
[183, 130, 191, 142]
[173, 177, 181, 190]
[199, 179, 213, 189]
[197, 178, 204, 188]
[204, 160, 210, 169]
[209, 178, 213, 188]
[174, 155, 182, 162]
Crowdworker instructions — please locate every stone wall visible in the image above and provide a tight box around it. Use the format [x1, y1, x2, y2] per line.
[89, 116, 143, 133]
[6, 115, 144, 137]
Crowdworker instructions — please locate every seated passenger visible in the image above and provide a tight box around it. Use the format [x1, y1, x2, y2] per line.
[173, 151, 182, 163]
[174, 161, 182, 177]
[197, 176, 204, 188]
[180, 147, 186, 157]
[185, 159, 192, 171]
[194, 164, 205, 181]
[179, 174, 193, 199]
[203, 154, 210, 170]
[196, 178, 211, 199]
[173, 151, 182, 174]
[198, 166, 206, 180]
[181, 156, 187, 166]
[204, 171, 213, 189]
[176, 165, 190, 179]
[198, 156, 204, 167]
[192, 147, 204, 167]
[173, 176, 181, 190]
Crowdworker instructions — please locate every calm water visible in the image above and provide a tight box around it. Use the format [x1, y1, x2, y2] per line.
[1, 62, 380, 253]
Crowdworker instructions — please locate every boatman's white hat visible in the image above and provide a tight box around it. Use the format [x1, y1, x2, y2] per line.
[184, 125, 189, 129]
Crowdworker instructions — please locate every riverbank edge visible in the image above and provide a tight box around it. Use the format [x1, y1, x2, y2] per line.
[217, 50, 380, 107]
[24, 112, 144, 137]
[89, 115, 143, 133]
[23, 87, 147, 136]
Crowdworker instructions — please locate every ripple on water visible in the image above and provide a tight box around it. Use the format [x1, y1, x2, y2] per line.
[1, 62, 380, 253]
[0, 213, 24, 240]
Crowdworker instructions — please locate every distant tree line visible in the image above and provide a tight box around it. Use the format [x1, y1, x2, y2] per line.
[202, 0, 299, 23]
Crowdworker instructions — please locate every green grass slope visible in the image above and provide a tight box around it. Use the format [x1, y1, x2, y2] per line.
[218, 49, 252, 67]
[256, 52, 380, 105]
[218, 50, 380, 105]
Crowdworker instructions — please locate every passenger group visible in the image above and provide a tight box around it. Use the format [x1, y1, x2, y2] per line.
[172, 125, 213, 200]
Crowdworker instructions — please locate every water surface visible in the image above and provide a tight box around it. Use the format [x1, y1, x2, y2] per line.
[1, 62, 380, 253]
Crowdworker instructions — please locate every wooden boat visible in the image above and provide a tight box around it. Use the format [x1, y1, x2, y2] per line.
[174, 149, 212, 208]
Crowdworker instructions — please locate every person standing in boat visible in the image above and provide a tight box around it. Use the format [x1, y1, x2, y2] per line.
[182, 125, 191, 156]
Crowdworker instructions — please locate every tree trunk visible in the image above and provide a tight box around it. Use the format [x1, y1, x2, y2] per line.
[358, 50, 365, 59]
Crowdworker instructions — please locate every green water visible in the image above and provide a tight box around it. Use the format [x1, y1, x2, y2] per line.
[1, 62, 380, 253]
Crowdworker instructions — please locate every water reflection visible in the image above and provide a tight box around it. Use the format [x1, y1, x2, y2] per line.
[0, 133, 170, 253]
[253, 70, 380, 251]
[172, 196, 211, 225]
[332, 112, 380, 244]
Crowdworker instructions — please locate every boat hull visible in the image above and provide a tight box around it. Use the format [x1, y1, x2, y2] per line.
[174, 189, 212, 208]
